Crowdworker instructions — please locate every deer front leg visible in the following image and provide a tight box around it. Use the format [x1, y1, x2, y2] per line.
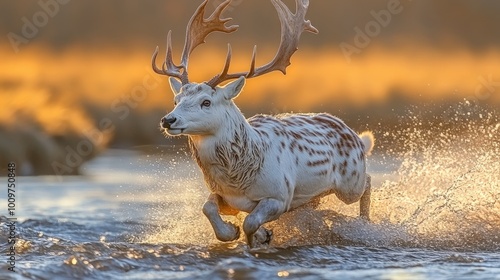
[243, 198, 285, 248]
[360, 174, 371, 220]
[202, 194, 240, 242]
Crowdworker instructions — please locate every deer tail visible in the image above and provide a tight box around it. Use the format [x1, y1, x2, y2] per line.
[359, 131, 375, 156]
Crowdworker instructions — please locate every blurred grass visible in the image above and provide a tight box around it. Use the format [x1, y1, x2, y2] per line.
[1, 43, 499, 175]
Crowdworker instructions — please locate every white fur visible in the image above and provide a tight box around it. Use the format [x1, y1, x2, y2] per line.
[162, 77, 373, 247]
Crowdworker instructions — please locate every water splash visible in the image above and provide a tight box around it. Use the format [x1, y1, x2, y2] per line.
[132, 148, 215, 245]
[295, 101, 500, 250]
[370, 102, 500, 250]
[136, 103, 499, 250]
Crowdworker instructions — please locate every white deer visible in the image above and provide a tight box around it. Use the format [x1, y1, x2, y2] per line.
[153, 0, 374, 248]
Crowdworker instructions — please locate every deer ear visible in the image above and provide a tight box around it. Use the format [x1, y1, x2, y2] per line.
[169, 77, 182, 95]
[222, 76, 246, 100]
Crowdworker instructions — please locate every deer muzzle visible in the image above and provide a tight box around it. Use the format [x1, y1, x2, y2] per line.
[160, 116, 177, 129]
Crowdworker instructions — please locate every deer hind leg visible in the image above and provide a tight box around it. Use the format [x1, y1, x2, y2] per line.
[243, 198, 285, 248]
[253, 227, 273, 246]
[360, 174, 371, 221]
[202, 194, 240, 242]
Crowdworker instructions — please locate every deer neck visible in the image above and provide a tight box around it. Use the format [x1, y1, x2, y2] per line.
[189, 104, 260, 161]
[188, 105, 263, 191]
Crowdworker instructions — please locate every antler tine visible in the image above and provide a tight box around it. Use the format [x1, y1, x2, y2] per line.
[152, 31, 186, 82]
[207, 44, 257, 88]
[206, 44, 234, 87]
[180, 0, 239, 74]
[248, 45, 257, 77]
[255, 0, 318, 75]
[165, 31, 189, 84]
[152, 0, 238, 85]
[207, 0, 318, 88]
[151, 46, 163, 75]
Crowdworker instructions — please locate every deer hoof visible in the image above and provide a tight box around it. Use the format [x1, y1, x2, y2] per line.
[215, 222, 240, 242]
[253, 227, 273, 246]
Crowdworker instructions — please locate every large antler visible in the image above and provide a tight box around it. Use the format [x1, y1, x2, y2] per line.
[206, 0, 318, 88]
[152, 0, 238, 85]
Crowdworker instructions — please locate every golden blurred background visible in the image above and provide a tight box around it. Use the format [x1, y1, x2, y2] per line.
[0, 0, 499, 175]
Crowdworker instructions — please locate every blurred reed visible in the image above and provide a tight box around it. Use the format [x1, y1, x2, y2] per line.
[1, 43, 499, 175]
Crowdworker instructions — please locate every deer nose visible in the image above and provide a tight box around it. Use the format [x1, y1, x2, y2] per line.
[161, 116, 177, 129]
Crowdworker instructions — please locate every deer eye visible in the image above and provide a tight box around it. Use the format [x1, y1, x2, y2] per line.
[201, 100, 211, 108]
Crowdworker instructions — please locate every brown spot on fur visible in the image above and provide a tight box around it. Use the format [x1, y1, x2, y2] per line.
[260, 130, 270, 138]
[307, 158, 330, 167]
[305, 138, 315, 145]
[303, 118, 315, 125]
[290, 131, 303, 140]
[317, 150, 327, 155]
[312, 131, 322, 137]
[345, 141, 353, 149]
[315, 170, 328, 176]
[339, 160, 348, 176]
[312, 115, 344, 131]
[329, 118, 346, 129]
[336, 142, 342, 150]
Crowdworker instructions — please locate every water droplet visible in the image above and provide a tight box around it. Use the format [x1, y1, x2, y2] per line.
[278, 270, 290, 277]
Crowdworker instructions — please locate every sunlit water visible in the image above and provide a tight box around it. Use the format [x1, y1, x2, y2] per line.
[1, 104, 499, 279]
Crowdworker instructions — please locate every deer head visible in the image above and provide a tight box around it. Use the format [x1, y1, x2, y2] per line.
[154, 0, 318, 136]
[160, 76, 245, 136]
